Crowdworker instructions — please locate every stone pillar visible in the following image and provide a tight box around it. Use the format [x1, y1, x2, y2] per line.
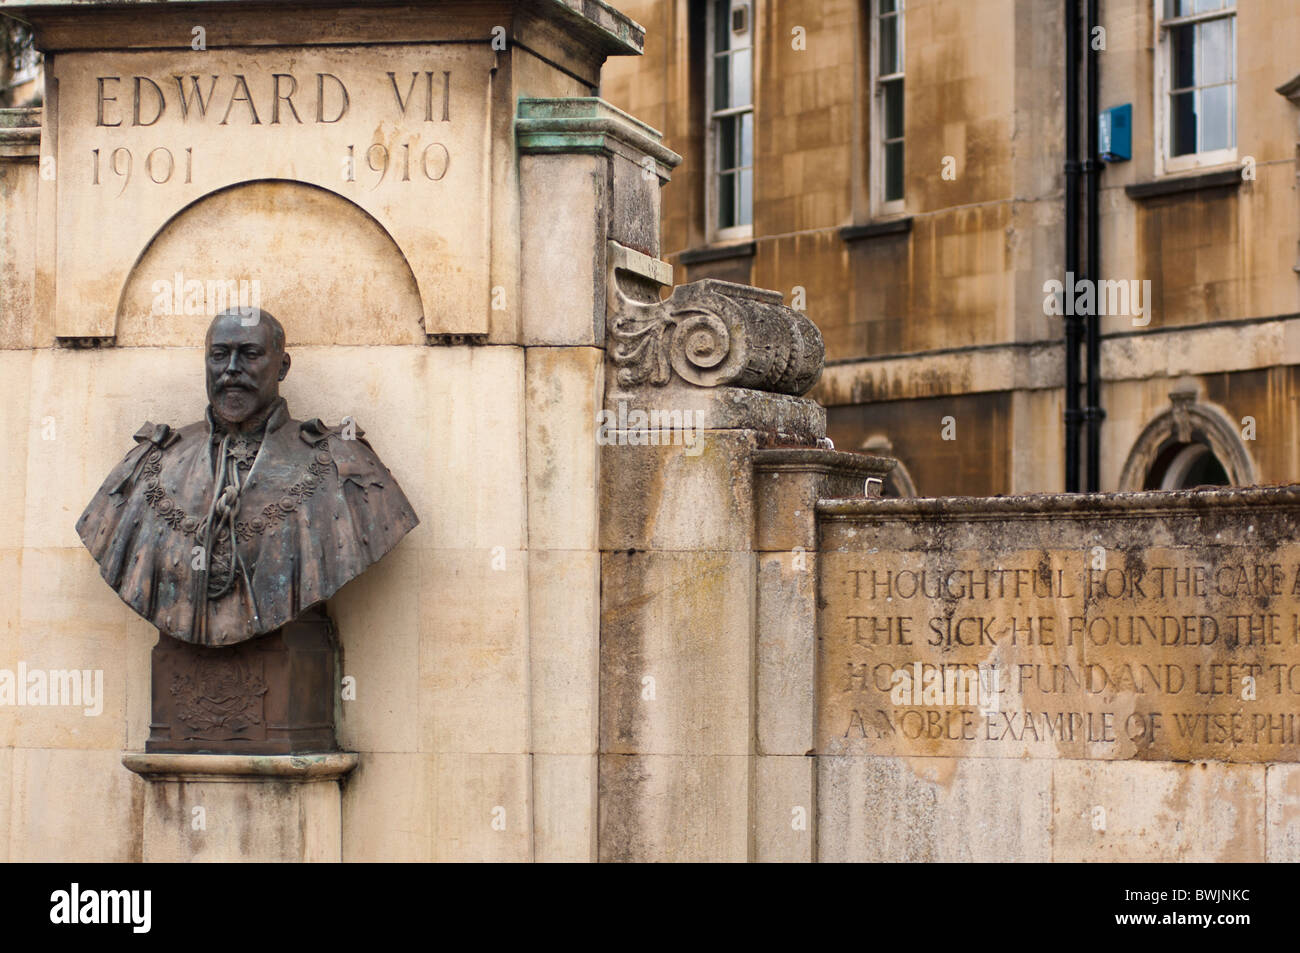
[596, 277, 893, 861]
[516, 98, 680, 861]
[122, 753, 357, 862]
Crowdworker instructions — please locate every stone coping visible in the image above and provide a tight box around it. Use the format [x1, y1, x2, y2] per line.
[754, 448, 895, 476]
[12, 0, 644, 57]
[0, 107, 41, 129]
[122, 751, 359, 782]
[517, 97, 682, 170]
[818, 484, 1300, 521]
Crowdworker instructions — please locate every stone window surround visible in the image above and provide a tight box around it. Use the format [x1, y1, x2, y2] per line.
[1117, 385, 1257, 491]
[1152, 0, 1238, 178]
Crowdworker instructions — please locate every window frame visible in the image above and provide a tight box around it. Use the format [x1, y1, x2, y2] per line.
[1153, 0, 1237, 176]
[870, 0, 905, 217]
[704, 0, 755, 243]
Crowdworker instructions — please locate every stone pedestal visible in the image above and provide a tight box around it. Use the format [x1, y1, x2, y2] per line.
[122, 752, 357, 862]
[148, 607, 338, 755]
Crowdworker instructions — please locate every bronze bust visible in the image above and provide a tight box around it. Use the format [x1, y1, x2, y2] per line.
[77, 309, 418, 752]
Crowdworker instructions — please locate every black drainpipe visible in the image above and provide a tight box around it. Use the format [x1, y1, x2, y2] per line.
[1083, 0, 1105, 491]
[1063, 0, 1082, 493]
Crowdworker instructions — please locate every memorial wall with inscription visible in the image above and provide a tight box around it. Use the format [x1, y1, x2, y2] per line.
[3, 0, 1299, 866]
[816, 490, 1300, 861]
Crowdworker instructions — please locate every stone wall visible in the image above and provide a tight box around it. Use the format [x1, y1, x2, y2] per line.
[817, 488, 1300, 862]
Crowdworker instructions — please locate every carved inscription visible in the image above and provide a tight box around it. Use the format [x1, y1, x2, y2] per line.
[88, 69, 454, 195]
[818, 528, 1300, 762]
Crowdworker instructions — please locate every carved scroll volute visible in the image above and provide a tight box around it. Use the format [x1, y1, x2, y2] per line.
[608, 277, 824, 396]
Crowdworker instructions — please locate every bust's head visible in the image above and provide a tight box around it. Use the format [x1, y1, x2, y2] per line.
[205, 309, 291, 429]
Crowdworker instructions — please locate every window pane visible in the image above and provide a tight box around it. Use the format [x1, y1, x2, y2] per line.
[879, 15, 898, 75]
[713, 0, 730, 52]
[1170, 90, 1197, 155]
[740, 111, 753, 168]
[1193, 0, 1225, 13]
[718, 171, 736, 228]
[1199, 83, 1233, 151]
[718, 114, 738, 170]
[730, 47, 752, 109]
[714, 52, 730, 111]
[1171, 24, 1195, 90]
[1198, 18, 1231, 86]
[884, 141, 904, 201]
[883, 78, 904, 140]
[738, 168, 753, 226]
[880, 0, 897, 13]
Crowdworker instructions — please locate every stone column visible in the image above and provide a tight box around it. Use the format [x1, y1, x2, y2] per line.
[596, 277, 893, 861]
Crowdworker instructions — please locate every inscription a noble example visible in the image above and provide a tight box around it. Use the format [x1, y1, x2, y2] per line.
[819, 505, 1300, 763]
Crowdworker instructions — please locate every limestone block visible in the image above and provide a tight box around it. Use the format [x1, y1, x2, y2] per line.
[601, 550, 754, 756]
[0, 353, 32, 551]
[1051, 760, 1265, 862]
[525, 345, 602, 551]
[817, 756, 1053, 862]
[1266, 764, 1300, 862]
[342, 751, 436, 862]
[291, 345, 527, 553]
[608, 150, 661, 257]
[0, 747, 8, 862]
[0, 158, 38, 349]
[520, 154, 606, 346]
[419, 549, 529, 755]
[16, 547, 142, 751]
[432, 752, 531, 862]
[333, 542, 422, 754]
[10, 747, 144, 861]
[534, 752, 597, 862]
[599, 429, 759, 553]
[529, 549, 599, 754]
[598, 753, 749, 862]
[753, 448, 893, 553]
[756, 551, 816, 755]
[754, 755, 815, 863]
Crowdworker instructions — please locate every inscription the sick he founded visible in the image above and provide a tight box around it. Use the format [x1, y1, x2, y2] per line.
[819, 553, 1300, 763]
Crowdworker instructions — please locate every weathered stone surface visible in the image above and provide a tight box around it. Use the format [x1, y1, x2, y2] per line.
[520, 155, 606, 346]
[529, 550, 599, 754]
[601, 550, 753, 756]
[431, 752, 531, 862]
[1266, 763, 1300, 862]
[10, 747, 144, 862]
[525, 345, 602, 550]
[598, 754, 749, 862]
[818, 756, 1053, 863]
[600, 429, 759, 553]
[753, 448, 892, 553]
[754, 755, 816, 863]
[534, 752, 597, 862]
[341, 752, 435, 862]
[756, 551, 816, 755]
[819, 488, 1300, 762]
[1051, 760, 1265, 862]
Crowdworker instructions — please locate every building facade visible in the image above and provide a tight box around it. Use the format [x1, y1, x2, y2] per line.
[601, 0, 1300, 496]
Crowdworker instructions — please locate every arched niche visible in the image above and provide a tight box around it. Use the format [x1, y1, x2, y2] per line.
[1118, 390, 1258, 491]
[114, 179, 425, 346]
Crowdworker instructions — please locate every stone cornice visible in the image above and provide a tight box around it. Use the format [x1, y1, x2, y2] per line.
[517, 97, 681, 179]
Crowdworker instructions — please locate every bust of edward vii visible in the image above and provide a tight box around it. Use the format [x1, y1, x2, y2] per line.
[77, 309, 418, 646]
